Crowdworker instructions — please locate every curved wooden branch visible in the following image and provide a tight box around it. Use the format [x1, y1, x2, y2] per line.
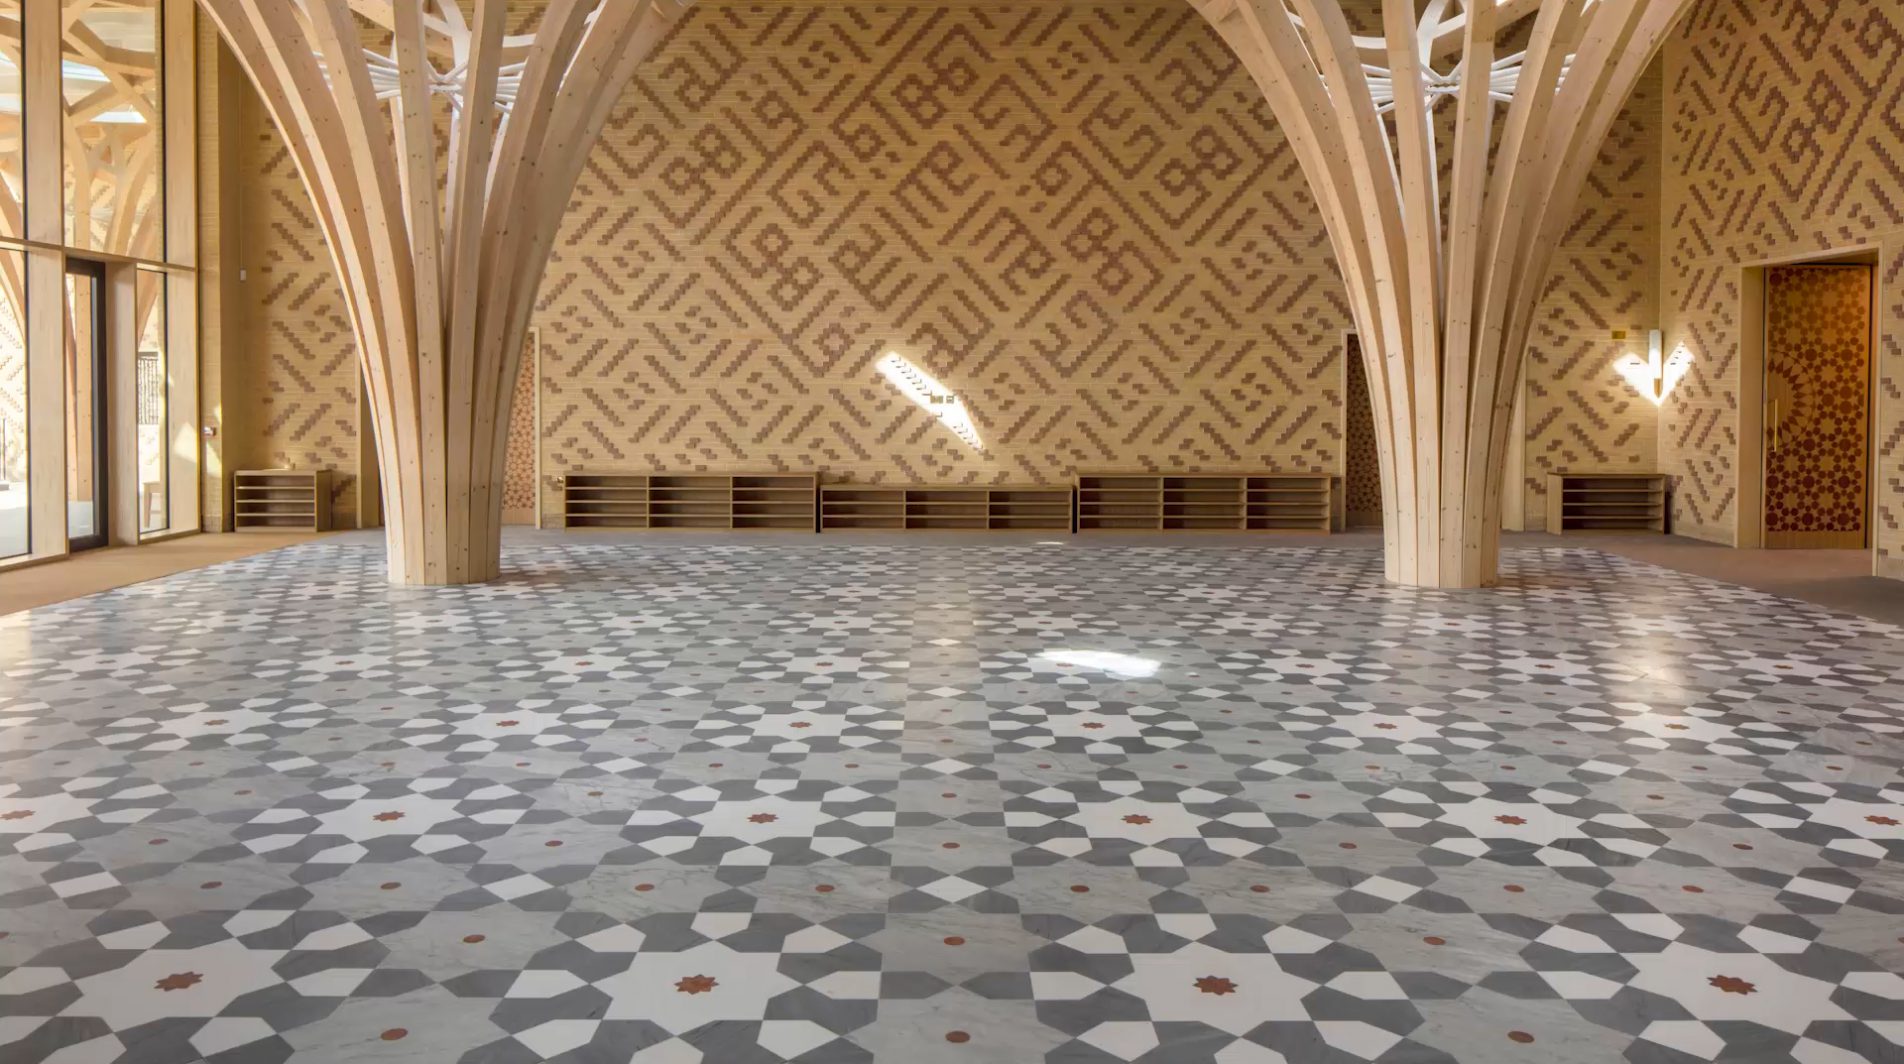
[200, 0, 694, 584]
[1196, 0, 1697, 587]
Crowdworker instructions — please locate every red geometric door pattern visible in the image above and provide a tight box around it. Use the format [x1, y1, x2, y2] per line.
[1763, 265, 1872, 549]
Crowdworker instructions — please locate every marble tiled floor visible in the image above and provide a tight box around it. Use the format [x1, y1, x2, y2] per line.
[1, 536, 1902, 1064]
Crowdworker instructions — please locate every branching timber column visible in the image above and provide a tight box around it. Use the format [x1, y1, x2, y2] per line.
[196, 0, 692, 584]
[1192, 0, 1693, 587]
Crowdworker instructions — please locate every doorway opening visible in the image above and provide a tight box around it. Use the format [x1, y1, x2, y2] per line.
[64, 259, 107, 552]
[1761, 262, 1875, 550]
[1342, 334, 1382, 529]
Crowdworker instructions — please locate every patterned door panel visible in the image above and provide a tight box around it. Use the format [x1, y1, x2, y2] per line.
[1342, 334, 1381, 527]
[1660, 0, 1904, 552]
[1763, 265, 1872, 549]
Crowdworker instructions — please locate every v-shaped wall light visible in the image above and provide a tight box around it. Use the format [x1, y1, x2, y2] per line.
[1615, 330, 1692, 405]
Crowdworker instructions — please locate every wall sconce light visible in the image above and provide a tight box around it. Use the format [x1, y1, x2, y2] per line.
[1615, 329, 1691, 405]
[876, 352, 983, 451]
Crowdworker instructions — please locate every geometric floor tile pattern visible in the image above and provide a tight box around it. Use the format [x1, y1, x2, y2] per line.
[2, 534, 1903, 1063]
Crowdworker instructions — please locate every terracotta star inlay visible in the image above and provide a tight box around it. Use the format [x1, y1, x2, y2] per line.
[497, 720, 520, 727]
[1866, 815, 1900, 827]
[1123, 814, 1153, 825]
[789, 721, 813, 729]
[1373, 722, 1398, 730]
[0, 810, 34, 821]
[155, 972, 203, 992]
[1494, 814, 1528, 826]
[748, 812, 779, 824]
[1194, 976, 1238, 996]
[676, 974, 718, 995]
[1708, 975, 1756, 995]
[1080, 722, 1106, 730]
[372, 811, 406, 822]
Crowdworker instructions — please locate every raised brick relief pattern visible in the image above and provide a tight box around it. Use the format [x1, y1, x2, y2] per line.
[1522, 63, 1662, 521]
[236, 0, 1665, 534]
[241, 98, 361, 526]
[1661, 0, 1904, 550]
[532, 0, 1349, 507]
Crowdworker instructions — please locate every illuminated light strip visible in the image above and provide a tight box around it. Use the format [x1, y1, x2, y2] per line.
[875, 352, 983, 451]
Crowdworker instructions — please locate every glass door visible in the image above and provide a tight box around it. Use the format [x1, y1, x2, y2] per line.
[65, 258, 107, 551]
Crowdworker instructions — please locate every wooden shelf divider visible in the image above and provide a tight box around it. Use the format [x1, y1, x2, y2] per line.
[233, 470, 332, 532]
[1545, 472, 1668, 534]
[820, 485, 1074, 532]
[1077, 472, 1332, 532]
[562, 472, 818, 531]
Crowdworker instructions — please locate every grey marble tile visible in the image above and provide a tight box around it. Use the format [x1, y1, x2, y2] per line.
[0, 537, 1901, 1062]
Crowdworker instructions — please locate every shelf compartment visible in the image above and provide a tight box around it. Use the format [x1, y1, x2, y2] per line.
[822, 484, 1076, 532]
[1077, 472, 1331, 533]
[1546, 472, 1669, 534]
[233, 470, 332, 533]
[562, 472, 816, 531]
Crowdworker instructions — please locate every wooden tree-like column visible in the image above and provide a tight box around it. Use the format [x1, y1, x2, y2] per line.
[1193, 0, 1693, 587]
[198, 0, 692, 584]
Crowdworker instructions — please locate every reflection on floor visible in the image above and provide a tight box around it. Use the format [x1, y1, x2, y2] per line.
[0, 537, 1900, 1064]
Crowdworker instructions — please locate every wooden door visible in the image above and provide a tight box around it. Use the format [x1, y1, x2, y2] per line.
[1763, 265, 1872, 549]
[1342, 335, 1382, 528]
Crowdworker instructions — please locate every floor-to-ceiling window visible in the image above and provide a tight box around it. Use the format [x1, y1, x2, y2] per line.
[61, 0, 160, 258]
[0, 0, 21, 242]
[135, 265, 162, 532]
[0, 0, 194, 563]
[62, 256, 101, 547]
[0, 248, 25, 558]
[0, 1, 27, 558]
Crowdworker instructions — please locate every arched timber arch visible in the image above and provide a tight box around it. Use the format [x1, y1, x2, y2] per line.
[196, 0, 692, 584]
[1191, 0, 1695, 587]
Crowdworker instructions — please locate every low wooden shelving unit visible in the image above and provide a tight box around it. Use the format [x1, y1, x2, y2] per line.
[1545, 472, 1668, 534]
[562, 472, 817, 531]
[1075, 472, 1332, 533]
[820, 485, 1074, 532]
[233, 470, 332, 532]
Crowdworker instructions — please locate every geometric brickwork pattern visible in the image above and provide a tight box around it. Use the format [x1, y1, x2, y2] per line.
[239, 115, 362, 527]
[234, 0, 1668, 531]
[502, 351, 537, 516]
[1521, 62, 1664, 526]
[1764, 265, 1872, 538]
[534, 1, 1351, 496]
[2, 532, 1903, 1063]
[1659, 0, 1904, 548]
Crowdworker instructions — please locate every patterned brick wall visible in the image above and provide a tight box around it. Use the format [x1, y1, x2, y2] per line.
[1520, 62, 1663, 525]
[501, 349, 537, 517]
[238, 92, 360, 526]
[532, 0, 1349, 506]
[1659, 0, 1904, 549]
[229, 0, 1667, 533]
